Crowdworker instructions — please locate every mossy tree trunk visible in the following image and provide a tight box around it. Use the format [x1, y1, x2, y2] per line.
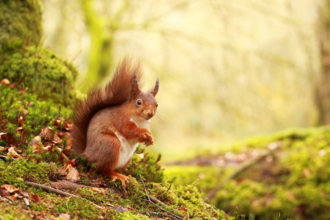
[0, 0, 42, 49]
[80, 0, 114, 92]
[316, 0, 330, 125]
[80, 0, 132, 93]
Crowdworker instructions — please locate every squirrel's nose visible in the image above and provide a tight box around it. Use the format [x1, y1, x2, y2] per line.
[148, 113, 154, 118]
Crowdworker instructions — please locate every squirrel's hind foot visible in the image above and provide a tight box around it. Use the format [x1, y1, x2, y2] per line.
[110, 172, 130, 186]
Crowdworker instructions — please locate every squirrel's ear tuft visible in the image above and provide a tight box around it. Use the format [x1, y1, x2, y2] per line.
[151, 78, 159, 96]
[131, 72, 141, 100]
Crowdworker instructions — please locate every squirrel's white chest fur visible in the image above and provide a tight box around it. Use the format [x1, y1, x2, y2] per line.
[114, 117, 150, 169]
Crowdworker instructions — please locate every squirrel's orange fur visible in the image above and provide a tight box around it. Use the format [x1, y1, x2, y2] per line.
[72, 57, 159, 186]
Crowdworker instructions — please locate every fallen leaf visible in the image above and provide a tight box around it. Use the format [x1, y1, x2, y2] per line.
[178, 206, 189, 220]
[57, 117, 65, 122]
[0, 189, 10, 197]
[1, 184, 19, 193]
[113, 205, 129, 213]
[8, 146, 21, 158]
[54, 120, 61, 126]
[52, 133, 62, 144]
[23, 109, 28, 117]
[10, 193, 19, 200]
[18, 116, 24, 126]
[29, 136, 44, 153]
[126, 205, 134, 211]
[66, 167, 80, 181]
[30, 194, 40, 203]
[91, 188, 106, 194]
[0, 78, 10, 86]
[0, 133, 15, 145]
[39, 127, 53, 140]
[26, 102, 33, 108]
[64, 123, 73, 131]
[19, 189, 29, 198]
[59, 214, 71, 220]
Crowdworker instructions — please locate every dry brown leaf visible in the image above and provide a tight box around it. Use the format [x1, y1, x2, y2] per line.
[126, 205, 134, 211]
[19, 189, 29, 198]
[26, 102, 33, 108]
[52, 133, 62, 144]
[39, 127, 53, 140]
[54, 120, 61, 126]
[23, 109, 29, 117]
[0, 133, 15, 145]
[0, 78, 10, 86]
[178, 206, 189, 220]
[10, 193, 19, 200]
[8, 146, 21, 158]
[1, 184, 19, 193]
[113, 205, 129, 213]
[64, 123, 73, 131]
[91, 188, 107, 194]
[29, 136, 43, 153]
[59, 213, 71, 220]
[18, 116, 24, 126]
[0, 189, 10, 197]
[61, 160, 74, 175]
[66, 167, 80, 181]
[30, 194, 40, 202]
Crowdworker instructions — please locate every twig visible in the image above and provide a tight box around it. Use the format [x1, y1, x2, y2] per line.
[24, 181, 79, 198]
[149, 195, 170, 209]
[139, 175, 183, 220]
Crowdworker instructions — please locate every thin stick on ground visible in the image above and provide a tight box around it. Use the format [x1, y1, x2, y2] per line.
[139, 175, 183, 220]
[24, 181, 79, 198]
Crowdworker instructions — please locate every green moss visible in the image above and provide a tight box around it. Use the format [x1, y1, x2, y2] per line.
[165, 166, 231, 194]
[0, 0, 42, 49]
[0, 204, 32, 220]
[125, 150, 164, 183]
[212, 126, 330, 219]
[53, 197, 102, 219]
[0, 159, 57, 188]
[0, 47, 78, 106]
[115, 212, 150, 220]
[0, 86, 73, 145]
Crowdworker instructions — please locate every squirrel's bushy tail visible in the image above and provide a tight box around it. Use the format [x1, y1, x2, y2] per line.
[72, 57, 142, 155]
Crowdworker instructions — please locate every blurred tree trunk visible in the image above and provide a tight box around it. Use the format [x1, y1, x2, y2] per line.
[80, 0, 114, 92]
[0, 0, 42, 49]
[316, 0, 330, 125]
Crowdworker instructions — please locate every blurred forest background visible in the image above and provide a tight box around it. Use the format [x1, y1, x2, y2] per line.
[41, 0, 328, 161]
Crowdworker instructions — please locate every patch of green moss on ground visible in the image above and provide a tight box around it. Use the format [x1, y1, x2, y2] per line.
[165, 166, 232, 194]
[0, 46, 78, 106]
[0, 203, 32, 220]
[213, 126, 330, 219]
[0, 85, 73, 147]
[0, 159, 57, 188]
[0, 0, 42, 49]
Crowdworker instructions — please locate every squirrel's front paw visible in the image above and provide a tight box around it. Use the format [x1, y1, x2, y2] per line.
[138, 129, 153, 146]
[144, 135, 154, 146]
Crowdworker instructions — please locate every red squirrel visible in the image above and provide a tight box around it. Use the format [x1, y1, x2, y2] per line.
[72, 58, 159, 186]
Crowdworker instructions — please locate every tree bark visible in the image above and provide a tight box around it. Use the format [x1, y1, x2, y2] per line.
[316, 0, 330, 125]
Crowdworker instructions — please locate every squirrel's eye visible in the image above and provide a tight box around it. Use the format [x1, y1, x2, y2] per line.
[137, 100, 142, 105]
[156, 104, 158, 107]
